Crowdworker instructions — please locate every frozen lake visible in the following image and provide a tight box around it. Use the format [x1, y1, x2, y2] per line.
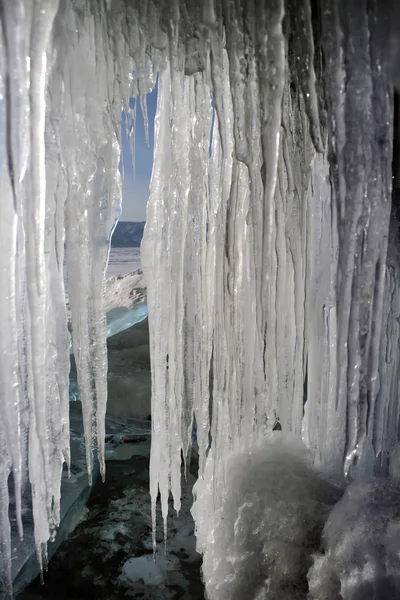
[107, 247, 141, 278]
[64, 247, 141, 292]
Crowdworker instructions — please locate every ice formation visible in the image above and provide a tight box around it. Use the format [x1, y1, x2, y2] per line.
[0, 0, 400, 598]
[106, 303, 148, 339]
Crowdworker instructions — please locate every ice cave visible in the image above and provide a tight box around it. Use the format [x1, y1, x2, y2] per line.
[1, 0, 400, 598]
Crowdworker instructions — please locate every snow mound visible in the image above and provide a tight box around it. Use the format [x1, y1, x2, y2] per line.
[193, 434, 342, 600]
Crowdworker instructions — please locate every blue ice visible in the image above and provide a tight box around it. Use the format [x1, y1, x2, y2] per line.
[106, 301, 148, 338]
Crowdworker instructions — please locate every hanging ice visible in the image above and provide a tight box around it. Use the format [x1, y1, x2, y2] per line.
[0, 0, 400, 598]
[0, 0, 127, 593]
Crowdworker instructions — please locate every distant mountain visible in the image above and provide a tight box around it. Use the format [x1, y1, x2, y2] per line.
[111, 221, 145, 247]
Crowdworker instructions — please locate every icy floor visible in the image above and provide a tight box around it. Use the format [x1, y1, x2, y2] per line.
[17, 441, 204, 599]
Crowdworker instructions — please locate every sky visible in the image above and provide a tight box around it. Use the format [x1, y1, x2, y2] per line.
[120, 88, 157, 222]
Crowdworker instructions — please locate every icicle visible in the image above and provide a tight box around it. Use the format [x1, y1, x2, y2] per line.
[0, 0, 29, 551]
[257, 1, 286, 370]
[142, 64, 172, 551]
[142, 49, 214, 541]
[0, 50, 21, 596]
[140, 94, 150, 147]
[61, 1, 124, 485]
[129, 98, 137, 179]
[321, 0, 393, 475]
[0, 0, 128, 591]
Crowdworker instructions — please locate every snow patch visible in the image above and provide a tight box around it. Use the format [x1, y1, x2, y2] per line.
[120, 552, 180, 587]
[121, 555, 166, 586]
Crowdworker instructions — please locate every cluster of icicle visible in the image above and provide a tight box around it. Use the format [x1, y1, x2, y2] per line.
[0, 0, 399, 597]
[143, 0, 396, 551]
[0, 0, 149, 594]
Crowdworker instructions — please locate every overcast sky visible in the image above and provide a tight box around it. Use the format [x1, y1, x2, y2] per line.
[120, 88, 157, 222]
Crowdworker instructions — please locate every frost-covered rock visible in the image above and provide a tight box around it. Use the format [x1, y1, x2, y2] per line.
[308, 477, 400, 600]
[104, 270, 146, 314]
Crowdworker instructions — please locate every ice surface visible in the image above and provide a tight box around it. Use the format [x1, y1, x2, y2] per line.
[106, 303, 148, 339]
[106, 247, 142, 278]
[69, 300, 148, 404]
[0, 0, 400, 597]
